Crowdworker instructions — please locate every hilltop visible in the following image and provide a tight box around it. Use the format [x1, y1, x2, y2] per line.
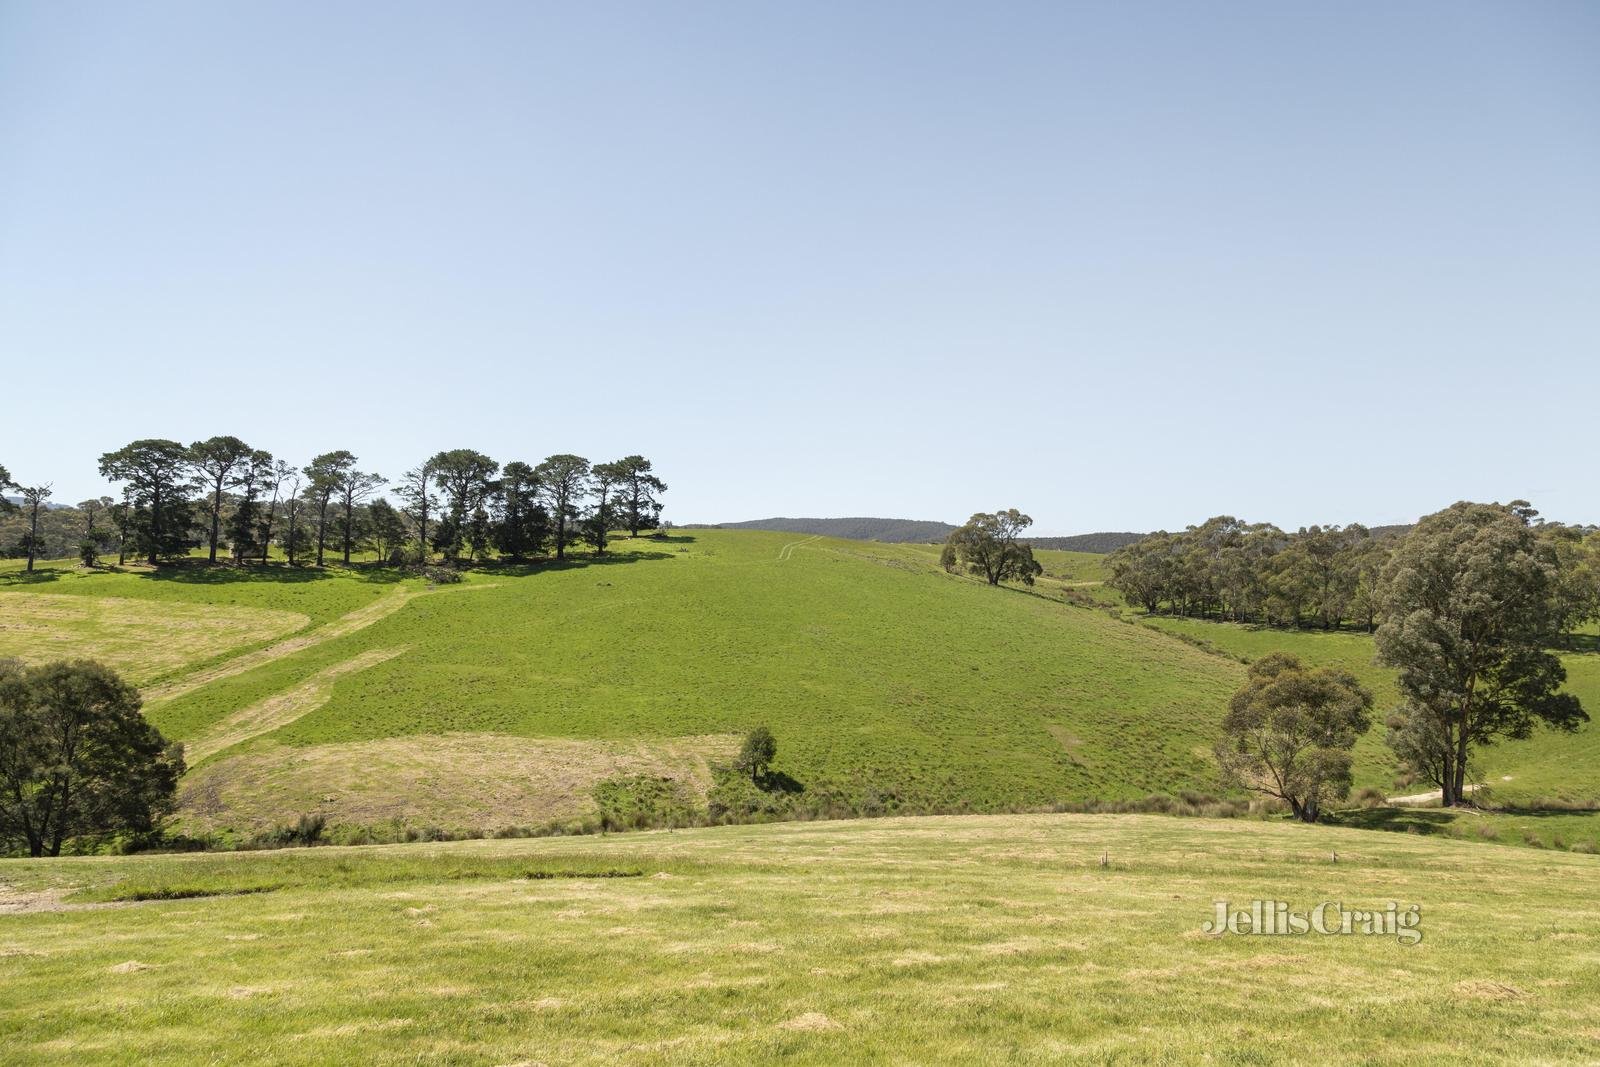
[690, 517, 1148, 552]
[691, 516, 958, 542]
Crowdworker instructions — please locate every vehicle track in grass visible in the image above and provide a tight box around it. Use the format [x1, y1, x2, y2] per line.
[776, 535, 822, 562]
[183, 646, 409, 764]
[143, 582, 497, 706]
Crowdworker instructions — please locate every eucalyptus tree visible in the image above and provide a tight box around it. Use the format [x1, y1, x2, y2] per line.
[534, 454, 591, 560]
[98, 440, 194, 565]
[257, 460, 294, 564]
[1376, 501, 1587, 806]
[17, 483, 51, 571]
[395, 461, 436, 563]
[77, 497, 114, 565]
[279, 474, 310, 565]
[1215, 653, 1373, 823]
[0, 658, 183, 857]
[940, 510, 1043, 586]
[613, 455, 667, 537]
[0, 464, 13, 514]
[189, 436, 255, 564]
[77, 497, 112, 542]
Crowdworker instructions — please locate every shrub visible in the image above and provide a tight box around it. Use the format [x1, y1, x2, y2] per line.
[419, 565, 463, 585]
[593, 774, 700, 831]
[296, 812, 327, 846]
[1352, 787, 1388, 809]
[707, 767, 788, 822]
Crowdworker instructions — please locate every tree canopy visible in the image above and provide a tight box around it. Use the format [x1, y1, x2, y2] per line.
[1215, 652, 1373, 823]
[0, 659, 183, 857]
[941, 510, 1043, 586]
[1376, 501, 1588, 806]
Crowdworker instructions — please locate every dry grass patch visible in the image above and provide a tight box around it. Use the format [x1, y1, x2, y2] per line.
[177, 732, 739, 834]
[0, 592, 307, 685]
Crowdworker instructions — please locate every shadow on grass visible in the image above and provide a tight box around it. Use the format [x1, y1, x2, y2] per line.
[134, 560, 406, 586]
[1331, 808, 1460, 838]
[0, 569, 64, 587]
[472, 551, 676, 577]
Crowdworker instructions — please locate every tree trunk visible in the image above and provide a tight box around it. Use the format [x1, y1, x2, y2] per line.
[209, 482, 223, 563]
[148, 486, 161, 565]
[25, 501, 39, 572]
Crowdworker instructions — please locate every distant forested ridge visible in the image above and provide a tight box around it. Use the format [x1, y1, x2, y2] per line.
[1022, 532, 1146, 553]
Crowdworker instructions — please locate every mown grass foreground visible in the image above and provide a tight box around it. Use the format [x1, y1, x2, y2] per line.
[3, 813, 1598, 1064]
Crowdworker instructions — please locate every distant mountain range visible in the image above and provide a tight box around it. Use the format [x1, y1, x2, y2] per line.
[687, 517, 1148, 553]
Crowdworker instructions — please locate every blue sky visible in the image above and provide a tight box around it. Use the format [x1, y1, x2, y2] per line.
[2, 1, 1596, 533]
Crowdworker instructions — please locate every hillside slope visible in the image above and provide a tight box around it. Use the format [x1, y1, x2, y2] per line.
[1, 532, 1243, 834]
[697, 517, 957, 542]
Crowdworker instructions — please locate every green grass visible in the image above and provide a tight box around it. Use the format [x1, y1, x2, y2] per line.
[2, 812, 1598, 1064]
[5, 532, 1249, 833]
[1139, 615, 1600, 803]
[4, 534, 1597, 839]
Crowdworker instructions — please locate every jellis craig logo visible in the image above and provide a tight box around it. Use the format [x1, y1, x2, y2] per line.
[1204, 900, 1422, 945]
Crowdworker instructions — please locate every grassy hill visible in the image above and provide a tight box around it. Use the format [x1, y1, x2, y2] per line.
[2, 812, 1597, 1064]
[0, 531, 1243, 837]
[2, 529, 1597, 842]
[695, 516, 958, 542]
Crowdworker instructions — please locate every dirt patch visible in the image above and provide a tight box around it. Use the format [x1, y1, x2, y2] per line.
[0, 888, 127, 915]
[779, 1012, 842, 1032]
[177, 732, 739, 834]
[183, 647, 406, 763]
[108, 961, 155, 974]
[1454, 979, 1530, 1001]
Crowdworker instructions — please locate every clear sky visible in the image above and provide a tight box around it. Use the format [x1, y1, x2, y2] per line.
[2, 2, 1596, 534]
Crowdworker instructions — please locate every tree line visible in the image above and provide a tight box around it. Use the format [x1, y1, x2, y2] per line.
[1202, 502, 1595, 815]
[1104, 511, 1600, 634]
[0, 443, 667, 569]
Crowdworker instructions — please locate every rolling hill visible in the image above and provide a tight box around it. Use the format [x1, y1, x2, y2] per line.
[692, 517, 958, 542]
[1, 531, 1242, 836]
[692, 517, 1148, 552]
[1, 528, 1596, 840]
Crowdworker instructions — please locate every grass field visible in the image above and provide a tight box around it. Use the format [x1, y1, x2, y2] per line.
[4, 530, 1598, 840]
[1139, 615, 1600, 805]
[3, 532, 1248, 836]
[2, 812, 1598, 1064]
